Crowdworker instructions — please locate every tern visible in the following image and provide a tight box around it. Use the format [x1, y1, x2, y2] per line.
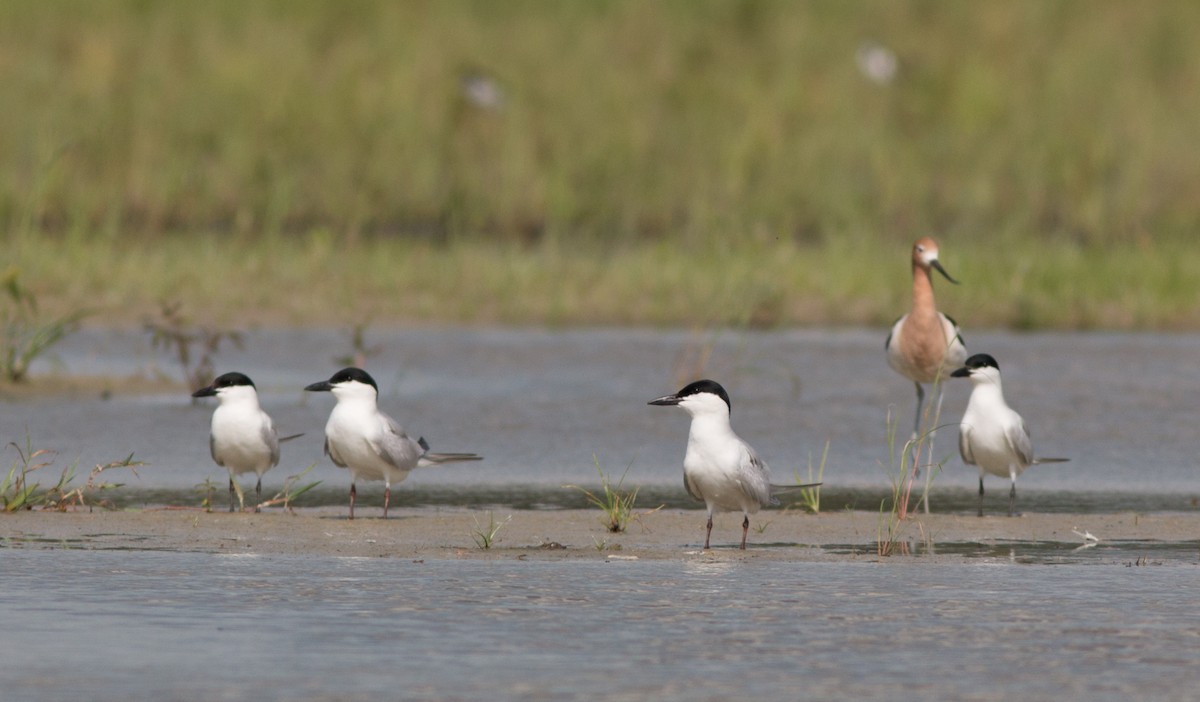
[649, 379, 820, 550]
[304, 367, 482, 519]
[951, 353, 1068, 517]
[192, 372, 301, 513]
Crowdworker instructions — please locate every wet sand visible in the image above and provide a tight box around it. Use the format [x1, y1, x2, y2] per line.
[4, 507, 1197, 562]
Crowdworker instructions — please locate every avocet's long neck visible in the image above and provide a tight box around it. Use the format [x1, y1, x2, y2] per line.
[911, 262, 938, 319]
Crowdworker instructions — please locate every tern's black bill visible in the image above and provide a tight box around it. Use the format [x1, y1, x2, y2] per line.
[648, 395, 682, 406]
[304, 381, 333, 392]
[191, 385, 217, 398]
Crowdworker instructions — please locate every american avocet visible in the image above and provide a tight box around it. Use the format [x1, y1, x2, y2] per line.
[885, 237, 967, 509]
[649, 379, 820, 550]
[952, 353, 1068, 517]
[192, 372, 302, 512]
[305, 367, 482, 519]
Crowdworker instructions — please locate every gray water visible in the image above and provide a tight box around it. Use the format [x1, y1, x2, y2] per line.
[3, 327, 1199, 511]
[2, 549, 1197, 701]
[4, 328, 1200, 700]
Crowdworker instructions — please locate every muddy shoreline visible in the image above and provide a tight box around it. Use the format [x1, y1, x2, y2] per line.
[4, 508, 1197, 563]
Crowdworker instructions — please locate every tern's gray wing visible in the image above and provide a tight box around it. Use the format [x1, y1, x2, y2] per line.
[324, 437, 347, 468]
[683, 471, 703, 503]
[958, 424, 976, 466]
[377, 414, 422, 472]
[1006, 418, 1034, 467]
[262, 416, 280, 468]
[209, 434, 222, 466]
[738, 443, 775, 507]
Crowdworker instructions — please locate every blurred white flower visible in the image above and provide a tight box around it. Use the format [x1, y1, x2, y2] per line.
[856, 41, 898, 85]
[461, 72, 505, 111]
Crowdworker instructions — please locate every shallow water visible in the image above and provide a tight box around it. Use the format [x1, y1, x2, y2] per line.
[5, 328, 1198, 700]
[2, 548, 1197, 701]
[4, 327, 1200, 511]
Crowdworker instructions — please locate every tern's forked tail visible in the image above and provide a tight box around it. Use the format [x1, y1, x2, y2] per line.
[419, 452, 483, 465]
[414, 435, 483, 467]
[768, 481, 823, 493]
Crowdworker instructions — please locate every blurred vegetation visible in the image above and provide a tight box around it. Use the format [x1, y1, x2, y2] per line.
[3, 1, 1199, 327]
[1, 268, 90, 382]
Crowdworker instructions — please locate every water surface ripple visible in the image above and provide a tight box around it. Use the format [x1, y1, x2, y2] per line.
[2, 550, 1196, 701]
[4, 327, 1200, 510]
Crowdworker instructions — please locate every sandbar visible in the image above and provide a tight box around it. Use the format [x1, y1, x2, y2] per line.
[3, 507, 1197, 563]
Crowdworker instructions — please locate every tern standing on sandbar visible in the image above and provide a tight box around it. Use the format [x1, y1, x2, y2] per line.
[649, 379, 819, 550]
[952, 353, 1068, 517]
[193, 372, 302, 513]
[305, 367, 482, 519]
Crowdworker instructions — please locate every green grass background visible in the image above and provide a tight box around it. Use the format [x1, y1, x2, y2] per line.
[4, 0, 1199, 328]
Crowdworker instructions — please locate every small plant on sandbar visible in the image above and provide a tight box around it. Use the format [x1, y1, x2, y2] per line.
[899, 373, 954, 515]
[792, 439, 830, 515]
[1, 435, 53, 511]
[877, 408, 941, 556]
[564, 457, 661, 533]
[48, 453, 144, 512]
[2, 434, 142, 512]
[470, 511, 512, 549]
[195, 477, 219, 513]
[255, 464, 322, 514]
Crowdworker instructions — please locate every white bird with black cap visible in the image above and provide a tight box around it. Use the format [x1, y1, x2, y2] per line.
[952, 353, 1069, 517]
[192, 371, 302, 513]
[305, 367, 482, 519]
[649, 379, 820, 550]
